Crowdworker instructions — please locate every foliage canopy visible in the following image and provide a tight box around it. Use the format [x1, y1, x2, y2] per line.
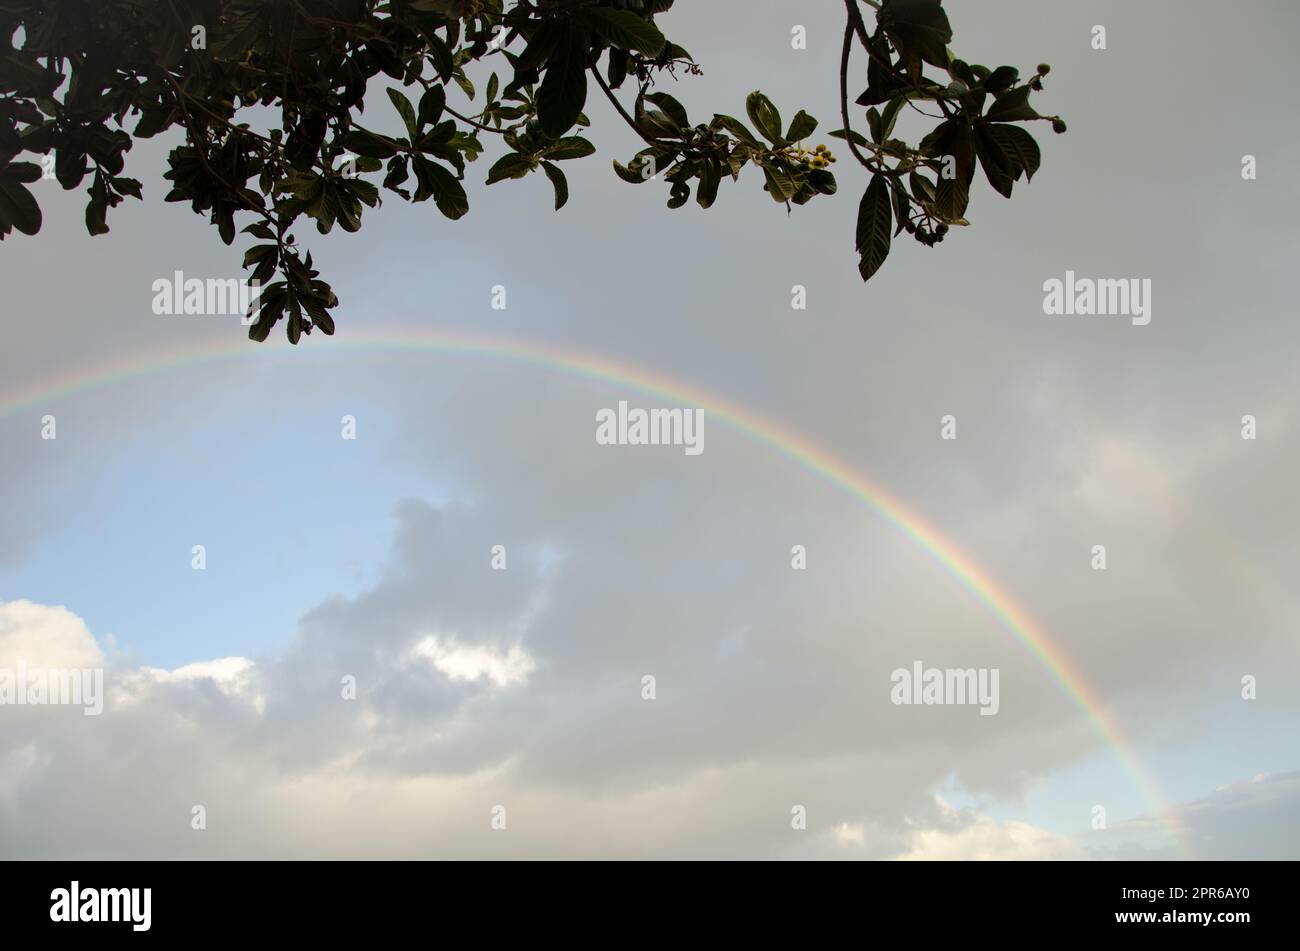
[0, 0, 1065, 341]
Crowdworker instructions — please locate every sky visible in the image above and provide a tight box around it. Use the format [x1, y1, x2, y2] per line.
[0, 0, 1298, 859]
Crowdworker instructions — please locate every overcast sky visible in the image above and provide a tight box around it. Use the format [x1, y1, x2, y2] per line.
[1, 0, 1298, 858]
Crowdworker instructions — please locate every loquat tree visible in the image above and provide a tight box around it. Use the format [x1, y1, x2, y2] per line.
[0, 0, 1065, 342]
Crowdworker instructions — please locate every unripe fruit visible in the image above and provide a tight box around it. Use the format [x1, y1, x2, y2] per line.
[1037, 63, 1051, 75]
[1051, 118, 1067, 134]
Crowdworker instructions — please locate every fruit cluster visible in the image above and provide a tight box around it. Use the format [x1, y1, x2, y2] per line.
[785, 143, 837, 170]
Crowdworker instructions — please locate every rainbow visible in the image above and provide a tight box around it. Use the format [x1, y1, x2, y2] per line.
[0, 325, 1192, 856]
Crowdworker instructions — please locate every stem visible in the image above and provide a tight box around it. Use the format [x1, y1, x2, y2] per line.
[412, 73, 507, 134]
[445, 104, 505, 134]
[589, 64, 669, 147]
[844, 0, 953, 118]
[839, 19, 883, 174]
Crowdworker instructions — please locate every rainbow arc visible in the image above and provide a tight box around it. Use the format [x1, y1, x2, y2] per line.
[0, 326, 1192, 856]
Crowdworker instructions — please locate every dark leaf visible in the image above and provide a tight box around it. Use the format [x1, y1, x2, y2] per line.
[545, 137, 596, 161]
[0, 174, 41, 235]
[541, 161, 569, 209]
[986, 85, 1040, 122]
[981, 122, 1041, 180]
[387, 88, 418, 138]
[421, 159, 470, 218]
[746, 91, 784, 146]
[856, 173, 892, 281]
[418, 85, 446, 128]
[583, 8, 667, 57]
[537, 33, 589, 139]
[786, 110, 817, 143]
[486, 153, 534, 184]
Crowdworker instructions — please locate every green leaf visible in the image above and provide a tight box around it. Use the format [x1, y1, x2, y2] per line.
[545, 137, 596, 161]
[985, 66, 1020, 94]
[343, 130, 398, 159]
[486, 153, 534, 184]
[636, 108, 679, 140]
[607, 49, 629, 90]
[762, 165, 795, 203]
[933, 173, 970, 223]
[858, 32, 907, 105]
[986, 85, 1040, 122]
[0, 174, 41, 235]
[418, 85, 446, 129]
[541, 161, 569, 210]
[537, 33, 589, 139]
[909, 170, 937, 205]
[584, 8, 668, 57]
[335, 191, 363, 232]
[420, 159, 469, 219]
[646, 92, 689, 130]
[891, 183, 910, 236]
[713, 114, 762, 149]
[746, 91, 784, 146]
[425, 32, 455, 81]
[5, 161, 41, 184]
[242, 243, 277, 267]
[85, 195, 109, 236]
[786, 109, 818, 143]
[880, 97, 906, 140]
[856, 173, 892, 282]
[981, 123, 1041, 180]
[974, 124, 1015, 198]
[667, 179, 690, 209]
[85, 171, 110, 236]
[344, 177, 380, 207]
[948, 59, 977, 88]
[387, 88, 418, 139]
[111, 176, 143, 199]
[515, 20, 562, 72]
[866, 107, 883, 144]
[879, 0, 953, 74]
[612, 159, 651, 185]
[696, 159, 721, 209]
[808, 169, 837, 196]
[829, 127, 871, 148]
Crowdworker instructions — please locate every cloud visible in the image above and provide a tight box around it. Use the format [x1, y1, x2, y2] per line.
[0, 599, 105, 669]
[894, 796, 1087, 860]
[1101, 772, 1300, 861]
[407, 637, 536, 688]
[133, 658, 262, 711]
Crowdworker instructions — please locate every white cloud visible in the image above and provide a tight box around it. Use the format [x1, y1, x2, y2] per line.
[137, 657, 262, 711]
[893, 796, 1087, 860]
[0, 597, 1296, 859]
[832, 821, 868, 848]
[407, 636, 535, 688]
[0, 599, 105, 669]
